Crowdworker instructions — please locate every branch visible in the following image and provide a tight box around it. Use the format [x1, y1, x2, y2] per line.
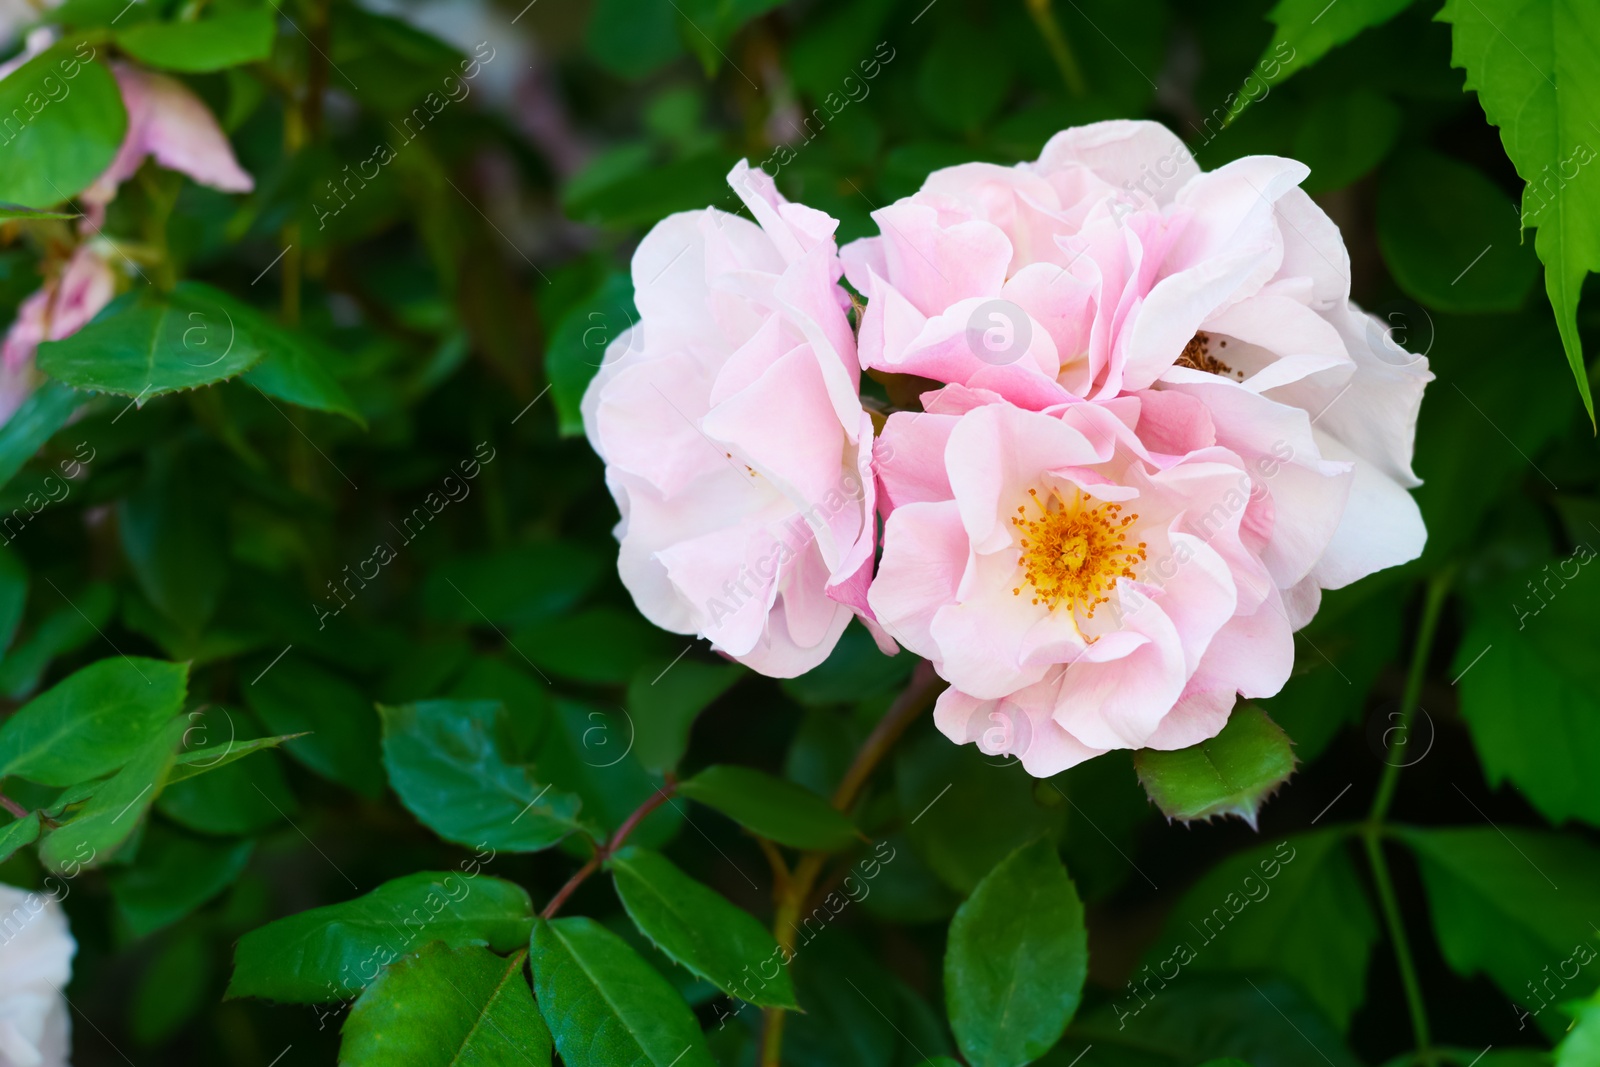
[540, 780, 677, 919]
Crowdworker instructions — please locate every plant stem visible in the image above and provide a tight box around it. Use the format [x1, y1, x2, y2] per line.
[758, 662, 944, 1067]
[1023, 0, 1088, 98]
[1361, 568, 1452, 1067]
[0, 790, 28, 820]
[1368, 568, 1453, 825]
[1364, 829, 1433, 1062]
[540, 781, 676, 919]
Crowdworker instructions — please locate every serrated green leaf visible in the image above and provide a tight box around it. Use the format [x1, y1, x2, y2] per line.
[167, 730, 308, 783]
[1143, 830, 1377, 1030]
[678, 764, 857, 851]
[529, 916, 716, 1067]
[1438, 0, 1600, 421]
[228, 871, 535, 1003]
[0, 42, 128, 207]
[38, 285, 268, 399]
[341, 943, 552, 1067]
[1400, 826, 1600, 1040]
[1253, 0, 1417, 96]
[608, 845, 797, 1009]
[247, 657, 383, 797]
[38, 714, 186, 872]
[946, 839, 1087, 1067]
[1134, 705, 1295, 826]
[0, 656, 188, 785]
[379, 700, 586, 852]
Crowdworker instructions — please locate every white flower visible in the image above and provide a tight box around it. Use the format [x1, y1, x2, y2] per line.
[0, 883, 74, 1067]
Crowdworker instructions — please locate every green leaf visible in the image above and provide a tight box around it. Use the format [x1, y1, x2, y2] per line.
[0, 582, 116, 699]
[120, 445, 227, 635]
[228, 871, 535, 1003]
[109, 825, 254, 937]
[0, 380, 82, 492]
[1377, 149, 1538, 313]
[422, 544, 604, 630]
[1400, 826, 1600, 1034]
[544, 272, 635, 437]
[246, 657, 383, 797]
[562, 151, 734, 231]
[0, 811, 41, 862]
[113, 7, 276, 72]
[0, 203, 80, 220]
[0, 42, 128, 208]
[627, 657, 742, 773]
[946, 839, 1087, 1067]
[608, 845, 798, 1010]
[0, 656, 188, 786]
[37, 286, 268, 400]
[1143, 830, 1377, 1030]
[0, 545, 28, 657]
[38, 714, 186, 872]
[167, 730, 307, 783]
[157, 742, 297, 835]
[1068, 975, 1361, 1067]
[162, 282, 370, 425]
[1438, 0, 1600, 421]
[917, 18, 1011, 135]
[529, 699, 678, 848]
[1456, 574, 1600, 827]
[1253, 0, 1417, 94]
[379, 700, 586, 852]
[529, 916, 716, 1067]
[897, 726, 1067, 895]
[341, 943, 552, 1067]
[1134, 705, 1295, 826]
[1559, 987, 1600, 1067]
[1291, 89, 1402, 192]
[583, 0, 684, 78]
[509, 607, 674, 685]
[130, 929, 210, 1045]
[677, 765, 857, 851]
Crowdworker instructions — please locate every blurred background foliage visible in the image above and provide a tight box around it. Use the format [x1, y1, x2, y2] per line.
[1, 0, 1599, 1064]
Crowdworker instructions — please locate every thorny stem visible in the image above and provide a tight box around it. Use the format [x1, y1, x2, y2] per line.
[759, 662, 945, 1067]
[1362, 568, 1453, 1066]
[540, 780, 677, 919]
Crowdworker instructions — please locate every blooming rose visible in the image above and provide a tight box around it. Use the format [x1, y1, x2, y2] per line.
[846, 121, 1428, 770]
[842, 120, 1429, 628]
[870, 395, 1299, 775]
[0, 882, 75, 1067]
[582, 162, 887, 676]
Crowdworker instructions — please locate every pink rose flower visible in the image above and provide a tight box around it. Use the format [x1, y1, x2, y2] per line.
[82, 62, 255, 215]
[0, 243, 116, 423]
[869, 396, 1296, 775]
[842, 120, 1429, 620]
[582, 162, 888, 676]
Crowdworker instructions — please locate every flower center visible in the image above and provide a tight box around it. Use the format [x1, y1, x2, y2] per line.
[1176, 331, 1243, 380]
[1011, 487, 1146, 617]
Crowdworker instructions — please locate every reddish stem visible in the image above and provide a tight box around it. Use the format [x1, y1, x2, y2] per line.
[540, 781, 677, 919]
[0, 791, 27, 821]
